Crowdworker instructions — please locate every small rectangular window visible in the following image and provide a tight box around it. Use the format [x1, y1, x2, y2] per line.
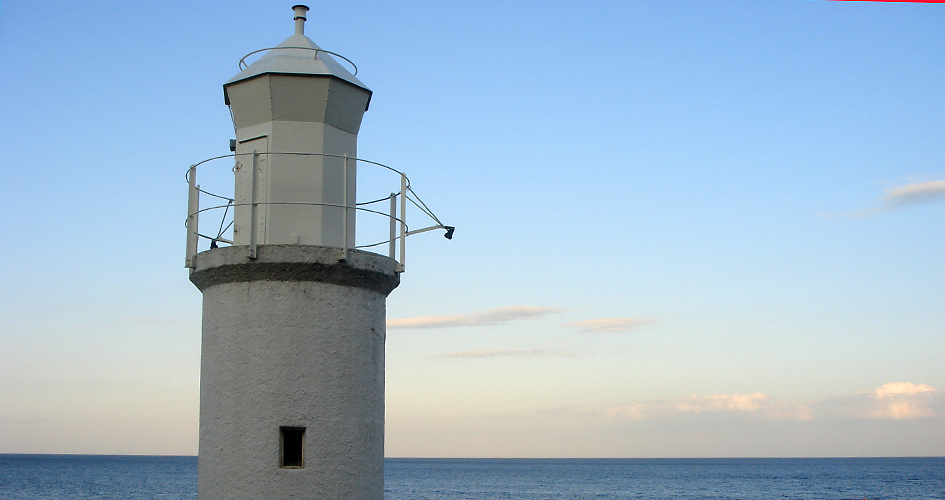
[280, 427, 305, 468]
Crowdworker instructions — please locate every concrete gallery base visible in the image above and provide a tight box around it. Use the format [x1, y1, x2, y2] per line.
[190, 245, 399, 499]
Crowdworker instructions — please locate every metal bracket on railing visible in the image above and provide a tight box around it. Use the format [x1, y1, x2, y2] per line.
[406, 224, 454, 238]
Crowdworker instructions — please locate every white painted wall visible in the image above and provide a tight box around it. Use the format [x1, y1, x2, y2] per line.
[226, 68, 368, 250]
[198, 276, 386, 499]
[231, 121, 358, 249]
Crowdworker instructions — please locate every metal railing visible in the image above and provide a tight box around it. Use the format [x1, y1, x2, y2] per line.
[185, 152, 452, 272]
[238, 46, 359, 76]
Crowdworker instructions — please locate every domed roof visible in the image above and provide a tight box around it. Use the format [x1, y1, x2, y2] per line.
[225, 33, 369, 92]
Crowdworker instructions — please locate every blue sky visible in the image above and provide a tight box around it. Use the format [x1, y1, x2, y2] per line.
[0, 0, 943, 457]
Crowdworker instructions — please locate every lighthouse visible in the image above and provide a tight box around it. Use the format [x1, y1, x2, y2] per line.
[184, 6, 450, 499]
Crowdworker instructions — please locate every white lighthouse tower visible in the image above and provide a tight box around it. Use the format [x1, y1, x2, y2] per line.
[184, 6, 450, 499]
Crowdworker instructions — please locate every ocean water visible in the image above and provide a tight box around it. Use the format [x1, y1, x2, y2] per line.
[385, 458, 945, 499]
[0, 455, 197, 499]
[0, 455, 942, 499]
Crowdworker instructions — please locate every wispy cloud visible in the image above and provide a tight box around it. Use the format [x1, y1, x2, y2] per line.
[605, 393, 809, 421]
[874, 381, 935, 398]
[387, 306, 561, 329]
[843, 180, 945, 217]
[884, 180, 945, 205]
[816, 382, 941, 420]
[605, 383, 943, 422]
[564, 317, 657, 333]
[438, 349, 554, 359]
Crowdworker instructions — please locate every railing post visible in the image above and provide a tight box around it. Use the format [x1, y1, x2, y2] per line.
[185, 164, 199, 268]
[249, 150, 259, 259]
[389, 193, 397, 261]
[398, 173, 407, 273]
[341, 154, 349, 261]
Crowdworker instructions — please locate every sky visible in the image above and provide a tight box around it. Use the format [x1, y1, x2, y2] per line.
[0, 0, 943, 458]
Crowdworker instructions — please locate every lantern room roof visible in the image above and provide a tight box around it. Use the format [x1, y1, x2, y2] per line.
[224, 33, 369, 92]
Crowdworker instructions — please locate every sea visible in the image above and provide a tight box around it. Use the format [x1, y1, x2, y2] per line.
[0, 455, 942, 499]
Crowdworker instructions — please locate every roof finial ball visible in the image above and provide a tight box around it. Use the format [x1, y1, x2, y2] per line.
[293, 4, 309, 35]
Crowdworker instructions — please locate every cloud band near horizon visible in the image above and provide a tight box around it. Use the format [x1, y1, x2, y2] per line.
[605, 382, 942, 422]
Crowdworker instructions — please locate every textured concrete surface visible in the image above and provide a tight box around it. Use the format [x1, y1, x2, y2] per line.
[190, 244, 399, 295]
[193, 245, 398, 499]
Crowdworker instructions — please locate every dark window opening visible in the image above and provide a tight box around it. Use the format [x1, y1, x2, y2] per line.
[280, 427, 305, 468]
